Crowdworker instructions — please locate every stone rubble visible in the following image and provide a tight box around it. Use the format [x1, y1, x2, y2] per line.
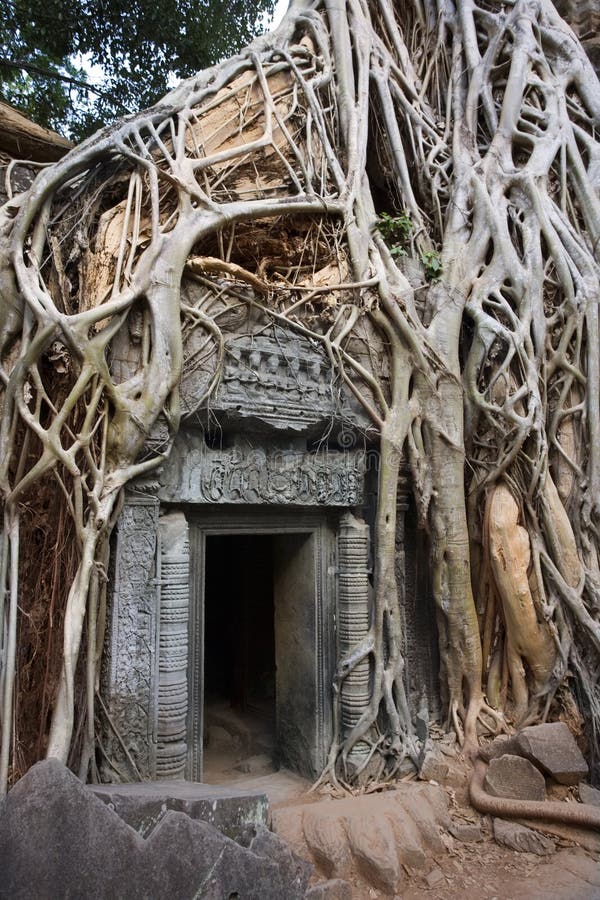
[0, 759, 312, 900]
[449, 822, 484, 843]
[492, 818, 556, 856]
[274, 782, 451, 895]
[479, 733, 521, 762]
[484, 754, 547, 801]
[4, 726, 596, 899]
[579, 783, 600, 807]
[514, 722, 588, 786]
[419, 746, 450, 782]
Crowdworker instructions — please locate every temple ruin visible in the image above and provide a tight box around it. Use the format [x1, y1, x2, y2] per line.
[101, 312, 439, 782]
[2, 0, 600, 802]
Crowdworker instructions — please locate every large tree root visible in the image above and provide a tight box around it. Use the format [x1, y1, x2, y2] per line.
[469, 758, 600, 831]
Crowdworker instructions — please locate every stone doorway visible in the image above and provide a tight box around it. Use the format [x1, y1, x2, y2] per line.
[187, 510, 337, 783]
[202, 534, 276, 782]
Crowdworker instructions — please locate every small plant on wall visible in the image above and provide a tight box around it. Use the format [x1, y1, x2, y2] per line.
[374, 211, 413, 257]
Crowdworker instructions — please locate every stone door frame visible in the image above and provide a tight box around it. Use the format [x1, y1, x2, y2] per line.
[185, 506, 338, 781]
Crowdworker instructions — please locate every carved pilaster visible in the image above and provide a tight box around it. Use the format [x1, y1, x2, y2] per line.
[156, 512, 190, 779]
[102, 495, 159, 781]
[395, 468, 410, 539]
[337, 512, 371, 763]
[395, 467, 411, 710]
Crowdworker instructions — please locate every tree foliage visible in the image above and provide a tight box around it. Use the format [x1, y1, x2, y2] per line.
[1, 0, 600, 796]
[0, 0, 275, 140]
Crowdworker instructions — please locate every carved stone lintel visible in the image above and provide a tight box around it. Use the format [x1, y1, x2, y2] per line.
[337, 512, 371, 763]
[157, 512, 190, 779]
[156, 435, 366, 507]
[101, 495, 159, 781]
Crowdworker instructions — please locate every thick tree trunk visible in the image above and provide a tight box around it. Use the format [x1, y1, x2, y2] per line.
[426, 377, 485, 749]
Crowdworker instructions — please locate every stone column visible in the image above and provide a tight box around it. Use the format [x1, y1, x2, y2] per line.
[337, 512, 371, 766]
[156, 512, 190, 779]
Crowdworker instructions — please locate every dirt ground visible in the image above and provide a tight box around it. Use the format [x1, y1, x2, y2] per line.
[332, 840, 600, 900]
[399, 837, 600, 900]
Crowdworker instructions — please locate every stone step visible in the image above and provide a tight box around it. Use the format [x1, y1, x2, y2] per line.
[90, 778, 268, 839]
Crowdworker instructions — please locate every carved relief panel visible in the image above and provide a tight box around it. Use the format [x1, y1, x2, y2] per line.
[180, 324, 370, 434]
[101, 496, 159, 781]
[156, 434, 366, 507]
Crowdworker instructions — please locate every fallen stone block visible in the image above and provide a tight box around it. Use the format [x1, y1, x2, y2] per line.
[424, 867, 445, 888]
[238, 822, 313, 895]
[386, 810, 429, 868]
[345, 813, 402, 893]
[484, 754, 546, 801]
[419, 748, 449, 783]
[493, 818, 555, 856]
[439, 733, 458, 758]
[579, 783, 600, 807]
[0, 759, 145, 899]
[148, 813, 311, 899]
[449, 822, 483, 842]
[478, 734, 521, 762]
[390, 786, 447, 854]
[515, 722, 588, 786]
[303, 809, 352, 878]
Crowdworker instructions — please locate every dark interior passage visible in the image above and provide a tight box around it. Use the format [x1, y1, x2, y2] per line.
[203, 534, 277, 780]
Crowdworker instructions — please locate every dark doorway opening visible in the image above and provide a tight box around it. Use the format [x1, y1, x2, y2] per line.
[203, 534, 277, 782]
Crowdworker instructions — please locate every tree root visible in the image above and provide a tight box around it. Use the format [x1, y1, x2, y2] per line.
[469, 758, 600, 831]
